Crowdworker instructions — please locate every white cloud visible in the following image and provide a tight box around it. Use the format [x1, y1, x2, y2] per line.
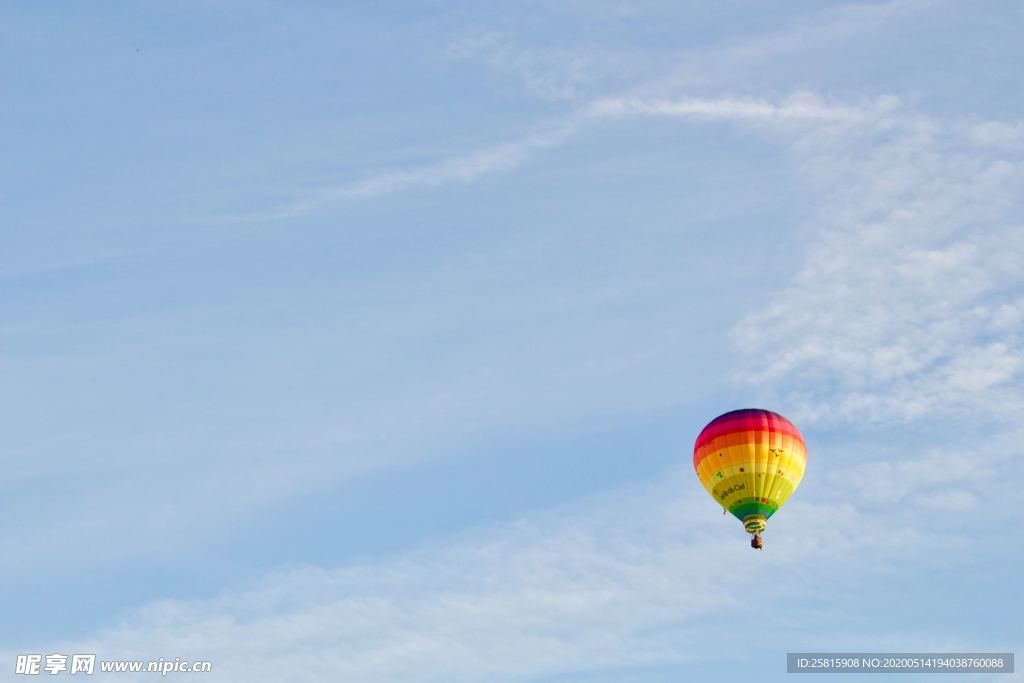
[968, 120, 1024, 151]
[235, 0, 948, 223]
[586, 92, 891, 125]
[243, 92, 893, 222]
[18, 450, 1002, 683]
[822, 444, 1001, 507]
[731, 104, 1024, 424]
[239, 122, 578, 221]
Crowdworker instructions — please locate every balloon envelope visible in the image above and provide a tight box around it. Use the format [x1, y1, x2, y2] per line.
[693, 409, 807, 537]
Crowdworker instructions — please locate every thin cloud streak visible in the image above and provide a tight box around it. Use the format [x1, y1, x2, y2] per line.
[240, 122, 579, 222]
[242, 93, 893, 222]
[585, 92, 889, 124]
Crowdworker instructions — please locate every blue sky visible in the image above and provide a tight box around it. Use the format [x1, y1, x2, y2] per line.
[2, 1, 1022, 681]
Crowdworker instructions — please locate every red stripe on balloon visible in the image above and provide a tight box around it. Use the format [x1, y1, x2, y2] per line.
[692, 410, 806, 470]
[694, 415, 804, 450]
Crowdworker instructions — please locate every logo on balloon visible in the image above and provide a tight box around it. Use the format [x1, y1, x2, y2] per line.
[716, 483, 745, 500]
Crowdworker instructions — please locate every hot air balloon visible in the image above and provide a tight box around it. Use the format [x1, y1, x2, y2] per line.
[693, 409, 807, 550]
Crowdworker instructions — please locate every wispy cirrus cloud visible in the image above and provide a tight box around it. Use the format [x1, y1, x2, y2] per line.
[243, 92, 893, 222]
[585, 92, 891, 124]
[730, 101, 1024, 425]
[18, 446, 1010, 683]
[246, 123, 578, 222]
[234, 0, 948, 224]
[968, 119, 1024, 151]
[240, 83, 1024, 431]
